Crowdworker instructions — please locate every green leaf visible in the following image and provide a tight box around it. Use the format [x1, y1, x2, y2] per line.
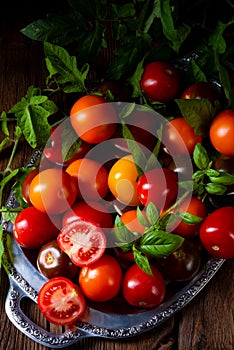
[119, 103, 136, 119]
[180, 212, 203, 225]
[205, 182, 227, 195]
[139, 229, 184, 258]
[1, 207, 19, 224]
[136, 206, 149, 228]
[132, 245, 153, 276]
[193, 143, 210, 170]
[128, 58, 145, 98]
[111, 3, 136, 18]
[113, 215, 140, 245]
[208, 172, 234, 186]
[0, 137, 10, 151]
[30, 96, 48, 105]
[1, 111, 9, 136]
[145, 202, 159, 226]
[175, 99, 216, 137]
[0, 169, 19, 188]
[187, 59, 207, 84]
[0, 225, 4, 268]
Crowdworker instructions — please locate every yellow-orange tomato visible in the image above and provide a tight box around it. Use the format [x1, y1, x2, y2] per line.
[70, 95, 117, 144]
[108, 155, 141, 206]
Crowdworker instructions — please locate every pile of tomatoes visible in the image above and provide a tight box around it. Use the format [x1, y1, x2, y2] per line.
[12, 60, 234, 327]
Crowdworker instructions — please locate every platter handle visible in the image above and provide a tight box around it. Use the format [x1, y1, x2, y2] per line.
[5, 278, 93, 348]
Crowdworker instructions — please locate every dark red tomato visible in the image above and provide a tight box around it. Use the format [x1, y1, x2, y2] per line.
[38, 277, 86, 326]
[209, 109, 234, 156]
[170, 196, 208, 237]
[13, 207, 60, 249]
[62, 201, 113, 230]
[29, 168, 77, 214]
[122, 264, 165, 308]
[37, 240, 79, 279]
[137, 168, 178, 210]
[181, 82, 222, 104]
[199, 206, 234, 259]
[168, 155, 195, 180]
[70, 95, 118, 144]
[22, 168, 39, 204]
[57, 219, 107, 267]
[162, 117, 202, 155]
[156, 239, 202, 282]
[140, 61, 180, 103]
[79, 254, 123, 302]
[66, 158, 109, 201]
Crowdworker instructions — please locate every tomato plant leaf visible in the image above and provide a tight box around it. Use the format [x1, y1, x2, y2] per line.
[132, 245, 153, 276]
[0, 112, 9, 136]
[0, 225, 4, 268]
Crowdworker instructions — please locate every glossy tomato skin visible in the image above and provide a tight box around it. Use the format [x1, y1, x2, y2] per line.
[62, 201, 113, 229]
[57, 219, 107, 267]
[29, 168, 77, 214]
[79, 254, 123, 302]
[13, 207, 60, 249]
[108, 155, 141, 206]
[169, 196, 208, 237]
[66, 158, 109, 201]
[162, 117, 202, 155]
[122, 264, 165, 308]
[137, 168, 178, 210]
[181, 82, 222, 104]
[140, 61, 180, 103]
[199, 206, 234, 259]
[38, 277, 86, 326]
[37, 239, 79, 279]
[22, 168, 39, 204]
[156, 239, 202, 282]
[70, 95, 117, 144]
[209, 109, 234, 156]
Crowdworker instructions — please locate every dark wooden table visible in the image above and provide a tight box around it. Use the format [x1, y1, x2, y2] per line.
[0, 4, 233, 350]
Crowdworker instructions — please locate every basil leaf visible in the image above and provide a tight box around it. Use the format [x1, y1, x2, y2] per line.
[208, 173, 234, 186]
[132, 245, 153, 276]
[205, 183, 227, 195]
[136, 206, 149, 228]
[145, 202, 159, 226]
[180, 212, 203, 225]
[139, 229, 184, 258]
[193, 143, 210, 170]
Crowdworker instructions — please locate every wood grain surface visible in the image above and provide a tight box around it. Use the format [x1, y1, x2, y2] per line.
[0, 3, 233, 350]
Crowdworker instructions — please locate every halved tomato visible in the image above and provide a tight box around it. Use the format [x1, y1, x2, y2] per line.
[38, 277, 86, 326]
[57, 219, 107, 266]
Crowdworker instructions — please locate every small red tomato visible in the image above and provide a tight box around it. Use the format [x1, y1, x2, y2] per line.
[22, 168, 39, 204]
[181, 81, 222, 104]
[122, 264, 165, 308]
[140, 61, 180, 103]
[199, 206, 234, 259]
[38, 277, 86, 325]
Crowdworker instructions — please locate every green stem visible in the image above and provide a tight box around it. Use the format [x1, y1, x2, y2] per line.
[4, 132, 22, 173]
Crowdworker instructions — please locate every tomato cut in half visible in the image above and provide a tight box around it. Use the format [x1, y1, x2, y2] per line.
[57, 219, 107, 266]
[38, 277, 86, 326]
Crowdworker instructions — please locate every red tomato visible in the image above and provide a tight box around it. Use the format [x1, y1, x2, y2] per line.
[38, 277, 86, 326]
[209, 109, 234, 156]
[169, 196, 208, 237]
[79, 254, 123, 302]
[66, 158, 109, 201]
[140, 61, 180, 103]
[162, 117, 202, 155]
[13, 207, 60, 249]
[137, 168, 178, 210]
[181, 81, 222, 104]
[22, 168, 39, 204]
[122, 264, 166, 308]
[57, 219, 107, 266]
[199, 206, 234, 259]
[70, 95, 118, 144]
[29, 168, 77, 214]
[62, 201, 113, 229]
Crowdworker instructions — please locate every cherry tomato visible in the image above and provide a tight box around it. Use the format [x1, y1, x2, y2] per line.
[156, 239, 202, 282]
[57, 219, 107, 267]
[13, 207, 60, 249]
[199, 206, 234, 259]
[108, 155, 141, 206]
[120, 209, 147, 235]
[66, 158, 109, 201]
[70, 95, 118, 144]
[38, 277, 86, 326]
[140, 61, 180, 103]
[37, 239, 79, 279]
[22, 168, 39, 204]
[170, 196, 208, 237]
[122, 264, 165, 308]
[209, 109, 234, 156]
[62, 201, 113, 229]
[162, 117, 202, 155]
[181, 81, 222, 104]
[29, 168, 77, 214]
[79, 254, 123, 302]
[137, 168, 178, 210]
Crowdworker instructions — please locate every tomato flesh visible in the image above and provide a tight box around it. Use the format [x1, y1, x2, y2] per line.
[57, 219, 107, 266]
[38, 277, 86, 326]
